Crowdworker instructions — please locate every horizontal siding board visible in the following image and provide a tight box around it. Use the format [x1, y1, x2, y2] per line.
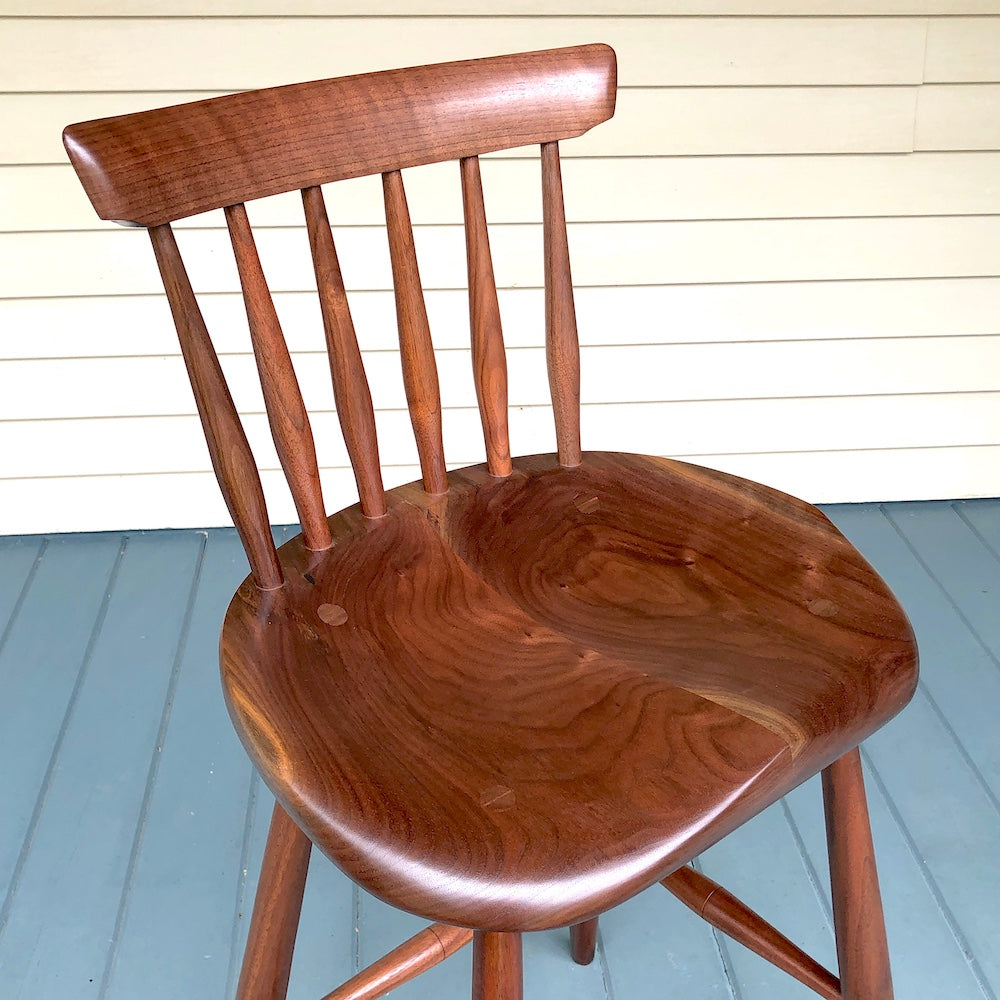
[7, 392, 1000, 479]
[3, 2, 997, 14]
[916, 83, 1000, 150]
[8, 217, 1000, 299]
[8, 86, 917, 165]
[11, 151, 1000, 233]
[924, 17, 1000, 82]
[6, 278, 1000, 359]
[700, 445, 1000, 503]
[0, 17, 927, 90]
[4, 7, 1000, 518]
[4, 337, 1000, 420]
[4, 446, 998, 535]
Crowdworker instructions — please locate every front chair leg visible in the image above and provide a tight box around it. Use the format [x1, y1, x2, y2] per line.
[823, 747, 893, 1000]
[236, 801, 313, 1000]
[570, 918, 598, 965]
[472, 931, 523, 1000]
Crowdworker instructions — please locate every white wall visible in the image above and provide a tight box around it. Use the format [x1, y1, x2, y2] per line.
[2, 3, 1000, 533]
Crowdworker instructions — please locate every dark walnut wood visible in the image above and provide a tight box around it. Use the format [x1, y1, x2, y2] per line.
[461, 155, 512, 479]
[235, 803, 312, 1000]
[221, 451, 917, 931]
[383, 169, 449, 495]
[62, 44, 616, 226]
[662, 865, 840, 1000]
[66, 41, 916, 998]
[541, 142, 582, 468]
[148, 223, 283, 590]
[302, 185, 387, 519]
[570, 918, 599, 966]
[824, 747, 895, 999]
[472, 932, 523, 1000]
[321, 924, 472, 1000]
[226, 203, 332, 551]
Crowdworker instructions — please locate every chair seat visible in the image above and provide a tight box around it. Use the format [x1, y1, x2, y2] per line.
[221, 451, 917, 931]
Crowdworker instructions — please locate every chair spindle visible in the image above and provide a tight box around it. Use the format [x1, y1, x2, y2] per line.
[460, 156, 512, 478]
[225, 204, 332, 550]
[301, 186, 387, 519]
[540, 141, 582, 468]
[148, 224, 283, 589]
[382, 169, 449, 495]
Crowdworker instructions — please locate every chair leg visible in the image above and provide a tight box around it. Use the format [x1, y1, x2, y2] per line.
[236, 801, 313, 1000]
[570, 918, 598, 965]
[823, 747, 894, 1000]
[471, 931, 523, 1000]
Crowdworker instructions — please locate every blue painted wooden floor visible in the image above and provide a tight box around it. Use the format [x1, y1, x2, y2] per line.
[1, 499, 999, 999]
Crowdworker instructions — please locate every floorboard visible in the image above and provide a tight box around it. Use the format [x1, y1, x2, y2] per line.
[0, 499, 997, 999]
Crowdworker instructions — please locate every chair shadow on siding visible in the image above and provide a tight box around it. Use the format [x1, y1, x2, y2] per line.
[63, 44, 918, 1000]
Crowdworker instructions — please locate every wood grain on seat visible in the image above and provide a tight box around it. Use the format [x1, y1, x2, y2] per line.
[221, 451, 916, 931]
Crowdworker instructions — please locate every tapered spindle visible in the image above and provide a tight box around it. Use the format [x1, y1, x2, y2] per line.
[382, 169, 448, 495]
[302, 186, 387, 518]
[148, 224, 282, 589]
[662, 866, 841, 1000]
[225, 204, 331, 550]
[460, 156, 511, 478]
[541, 141, 582, 468]
[321, 924, 472, 1000]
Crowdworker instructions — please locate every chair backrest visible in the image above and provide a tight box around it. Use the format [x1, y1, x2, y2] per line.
[63, 44, 617, 590]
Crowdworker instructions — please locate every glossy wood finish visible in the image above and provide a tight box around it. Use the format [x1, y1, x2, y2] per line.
[541, 142, 582, 468]
[234, 802, 312, 1000]
[383, 168, 448, 495]
[662, 865, 841, 1000]
[824, 748, 895, 1000]
[225, 203, 331, 551]
[472, 932, 523, 1000]
[147, 224, 282, 590]
[62, 45, 616, 226]
[570, 918, 598, 966]
[461, 155, 512, 479]
[222, 451, 917, 931]
[301, 185, 386, 519]
[64, 43, 917, 998]
[321, 924, 472, 1000]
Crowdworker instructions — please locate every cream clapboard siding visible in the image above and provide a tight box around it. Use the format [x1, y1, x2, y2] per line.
[2, 8, 1000, 533]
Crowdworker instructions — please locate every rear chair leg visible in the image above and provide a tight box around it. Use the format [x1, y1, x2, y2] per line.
[570, 918, 598, 965]
[236, 802, 313, 1000]
[823, 747, 894, 1000]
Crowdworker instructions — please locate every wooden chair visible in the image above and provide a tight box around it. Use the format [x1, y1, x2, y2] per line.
[64, 44, 918, 1000]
